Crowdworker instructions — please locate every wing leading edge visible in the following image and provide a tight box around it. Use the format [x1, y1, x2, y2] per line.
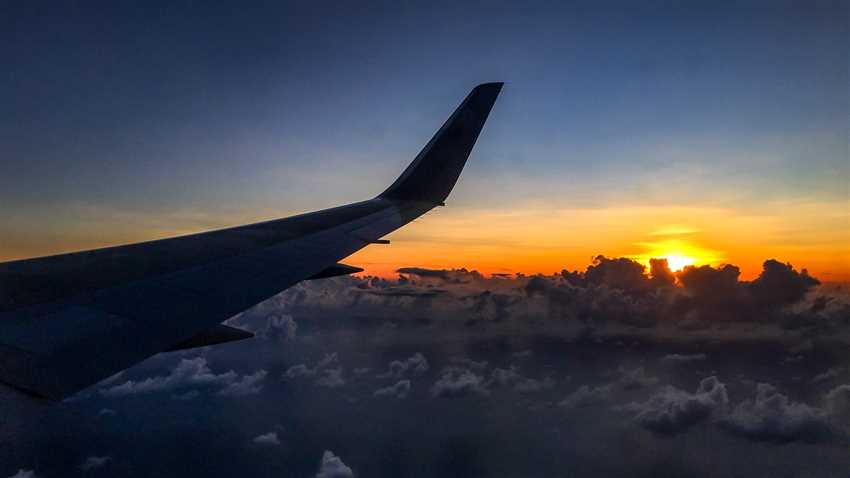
[0, 82, 503, 400]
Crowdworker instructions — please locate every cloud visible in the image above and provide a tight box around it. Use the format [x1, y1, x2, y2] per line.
[661, 353, 708, 364]
[377, 353, 429, 379]
[430, 367, 490, 398]
[7, 470, 37, 478]
[79, 456, 111, 471]
[284, 364, 316, 379]
[450, 357, 488, 371]
[262, 314, 297, 341]
[396, 267, 484, 284]
[315, 450, 354, 478]
[487, 366, 555, 394]
[825, 384, 850, 429]
[284, 353, 339, 379]
[218, 370, 267, 396]
[721, 383, 831, 443]
[252, 432, 280, 446]
[101, 358, 237, 397]
[315, 368, 346, 388]
[812, 367, 843, 384]
[560, 384, 613, 409]
[614, 366, 659, 390]
[626, 376, 729, 435]
[374, 380, 411, 399]
[749, 260, 820, 310]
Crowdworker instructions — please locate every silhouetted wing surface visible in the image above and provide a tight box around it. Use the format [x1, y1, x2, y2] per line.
[0, 82, 502, 400]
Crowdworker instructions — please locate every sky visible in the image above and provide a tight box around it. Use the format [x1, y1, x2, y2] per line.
[1, 3, 850, 475]
[1, 0, 847, 280]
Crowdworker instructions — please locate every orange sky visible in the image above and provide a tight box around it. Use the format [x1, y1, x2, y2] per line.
[347, 201, 850, 281]
[2, 199, 847, 283]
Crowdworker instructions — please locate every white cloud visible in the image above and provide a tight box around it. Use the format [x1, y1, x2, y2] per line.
[218, 370, 267, 397]
[721, 383, 831, 443]
[7, 470, 37, 478]
[252, 432, 280, 445]
[626, 376, 729, 435]
[315, 450, 354, 478]
[101, 357, 236, 397]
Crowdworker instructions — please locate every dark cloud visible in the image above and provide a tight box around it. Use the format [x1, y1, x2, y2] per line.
[559, 384, 613, 409]
[396, 267, 484, 284]
[430, 367, 490, 398]
[79, 456, 110, 471]
[750, 260, 820, 310]
[374, 380, 411, 399]
[721, 383, 832, 443]
[217, 370, 267, 396]
[315, 368, 346, 389]
[260, 314, 298, 341]
[661, 353, 708, 364]
[7, 470, 37, 478]
[449, 357, 488, 371]
[625, 376, 729, 436]
[284, 353, 339, 380]
[812, 367, 843, 384]
[377, 353, 429, 379]
[825, 384, 850, 429]
[7, 255, 849, 477]
[487, 366, 555, 393]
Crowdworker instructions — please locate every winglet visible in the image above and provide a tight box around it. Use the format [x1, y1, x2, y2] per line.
[378, 82, 503, 204]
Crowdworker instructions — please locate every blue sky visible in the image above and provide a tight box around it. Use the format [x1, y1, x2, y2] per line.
[1, 1, 847, 272]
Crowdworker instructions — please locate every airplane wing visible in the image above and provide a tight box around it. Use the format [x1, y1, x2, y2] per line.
[0, 82, 503, 400]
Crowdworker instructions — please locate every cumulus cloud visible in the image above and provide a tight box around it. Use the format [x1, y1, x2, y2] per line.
[7, 470, 37, 478]
[261, 314, 297, 341]
[559, 384, 613, 409]
[315, 368, 346, 388]
[449, 357, 488, 371]
[270, 255, 841, 351]
[377, 353, 429, 379]
[284, 353, 339, 379]
[430, 367, 490, 398]
[614, 366, 659, 390]
[374, 380, 411, 399]
[812, 367, 843, 384]
[218, 370, 267, 396]
[661, 353, 708, 364]
[487, 366, 554, 394]
[721, 383, 831, 443]
[626, 376, 729, 435]
[315, 450, 354, 478]
[252, 432, 280, 445]
[79, 456, 111, 471]
[397, 267, 484, 284]
[825, 384, 850, 428]
[101, 358, 236, 397]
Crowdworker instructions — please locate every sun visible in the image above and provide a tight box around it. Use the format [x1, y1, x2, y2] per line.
[631, 239, 721, 273]
[660, 253, 696, 271]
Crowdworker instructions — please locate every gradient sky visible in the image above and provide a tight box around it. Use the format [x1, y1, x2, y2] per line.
[2, 1, 847, 280]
